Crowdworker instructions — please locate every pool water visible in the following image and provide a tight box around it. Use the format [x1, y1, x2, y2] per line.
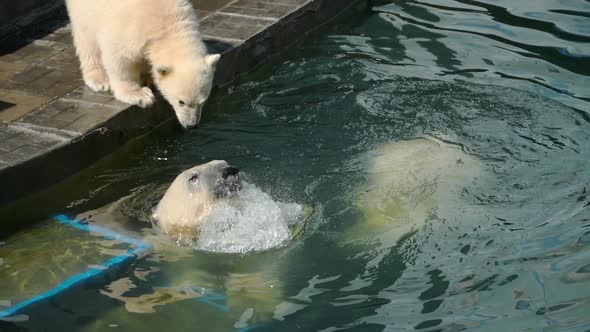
[0, 219, 137, 307]
[2, 0, 590, 331]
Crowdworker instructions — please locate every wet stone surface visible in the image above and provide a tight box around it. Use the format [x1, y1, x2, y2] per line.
[0, 124, 71, 167]
[17, 99, 121, 134]
[220, 0, 299, 19]
[200, 13, 275, 41]
[0, 90, 50, 123]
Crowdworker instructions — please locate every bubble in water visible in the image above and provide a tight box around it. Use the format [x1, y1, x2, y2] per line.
[196, 182, 303, 253]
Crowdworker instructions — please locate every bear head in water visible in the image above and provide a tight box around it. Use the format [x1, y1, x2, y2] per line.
[152, 160, 242, 240]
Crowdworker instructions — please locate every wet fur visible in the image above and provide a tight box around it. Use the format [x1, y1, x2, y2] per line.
[65, 0, 220, 127]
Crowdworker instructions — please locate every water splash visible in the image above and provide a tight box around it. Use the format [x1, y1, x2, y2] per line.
[195, 182, 303, 254]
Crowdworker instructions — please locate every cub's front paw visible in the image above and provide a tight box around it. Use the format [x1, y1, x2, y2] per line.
[114, 86, 155, 108]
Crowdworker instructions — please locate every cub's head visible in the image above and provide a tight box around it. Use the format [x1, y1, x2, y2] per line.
[153, 160, 242, 236]
[153, 53, 221, 129]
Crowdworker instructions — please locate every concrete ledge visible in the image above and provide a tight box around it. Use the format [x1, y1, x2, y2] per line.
[0, 96, 172, 205]
[0, 0, 366, 207]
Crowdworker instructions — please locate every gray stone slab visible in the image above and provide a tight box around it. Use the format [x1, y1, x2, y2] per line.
[10, 122, 79, 139]
[0, 125, 67, 151]
[204, 38, 243, 55]
[221, 0, 297, 19]
[0, 39, 68, 65]
[39, 46, 79, 73]
[60, 108, 119, 133]
[0, 123, 70, 166]
[0, 125, 19, 143]
[0, 89, 51, 123]
[0, 59, 28, 81]
[39, 25, 73, 45]
[190, 0, 234, 12]
[0, 65, 82, 98]
[0, 125, 32, 152]
[0, 66, 83, 98]
[0, 144, 50, 165]
[62, 86, 127, 109]
[1, 65, 50, 85]
[18, 99, 121, 134]
[197, 10, 210, 19]
[272, 0, 310, 5]
[200, 13, 273, 41]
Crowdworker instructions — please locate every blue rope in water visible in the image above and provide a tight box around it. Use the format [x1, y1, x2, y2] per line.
[55, 214, 151, 248]
[0, 215, 260, 331]
[0, 214, 151, 318]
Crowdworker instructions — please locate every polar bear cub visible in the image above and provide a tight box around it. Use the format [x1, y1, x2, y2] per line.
[152, 160, 242, 240]
[65, 0, 221, 128]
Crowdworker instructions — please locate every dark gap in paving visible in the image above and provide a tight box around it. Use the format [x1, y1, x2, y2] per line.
[0, 100, 16, 112]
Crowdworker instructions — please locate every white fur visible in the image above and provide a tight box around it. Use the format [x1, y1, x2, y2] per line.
[351, 137, 481, 244]
[152, 160, 229, 237]
[65, 0, 221, 128]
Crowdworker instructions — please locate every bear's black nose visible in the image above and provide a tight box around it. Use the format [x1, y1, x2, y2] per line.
[222, 166, 240, 179]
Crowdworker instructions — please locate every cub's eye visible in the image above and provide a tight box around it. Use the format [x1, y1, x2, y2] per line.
[188, 173, 199, 182]
[179, 100, 186, 106]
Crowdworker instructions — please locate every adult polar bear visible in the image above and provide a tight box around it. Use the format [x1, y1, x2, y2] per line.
[65, 0, 220, 128]
[350, 136, 481, 245]
[152, 160, 243, 243]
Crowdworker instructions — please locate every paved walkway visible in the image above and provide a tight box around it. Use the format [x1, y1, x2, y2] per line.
[0, 0, 363, 205]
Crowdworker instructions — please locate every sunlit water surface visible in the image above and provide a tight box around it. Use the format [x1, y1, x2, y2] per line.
[2, 0, 590, 331]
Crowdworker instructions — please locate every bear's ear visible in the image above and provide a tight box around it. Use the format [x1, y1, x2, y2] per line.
[156, 66, 172, 77]
[205, 54, 221, 67]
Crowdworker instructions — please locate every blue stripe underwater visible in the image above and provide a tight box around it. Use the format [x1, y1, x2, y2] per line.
[0, 214, 152, 318]
[0, 215, 261, 331]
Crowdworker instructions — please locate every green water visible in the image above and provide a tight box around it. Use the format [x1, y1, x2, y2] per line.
[2, 0, 590, 331]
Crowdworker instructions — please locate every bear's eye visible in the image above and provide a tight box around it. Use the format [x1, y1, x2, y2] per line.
[179, 100, 186, 106]
[188, 173, 199, 182]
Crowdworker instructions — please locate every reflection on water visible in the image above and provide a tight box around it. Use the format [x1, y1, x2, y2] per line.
[2, 0, 590, 331]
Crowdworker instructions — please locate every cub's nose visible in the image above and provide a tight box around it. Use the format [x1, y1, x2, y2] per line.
[222, 166, 240, 179]
[185, 123, 198, 129]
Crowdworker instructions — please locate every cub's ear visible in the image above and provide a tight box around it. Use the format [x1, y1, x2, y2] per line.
[205, 54, 221, 67]
[156, 66, 172, 77]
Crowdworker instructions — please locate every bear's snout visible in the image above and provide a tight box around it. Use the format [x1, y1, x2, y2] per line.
[214, 166, 242, 198]
[222, 166, 240, 179]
